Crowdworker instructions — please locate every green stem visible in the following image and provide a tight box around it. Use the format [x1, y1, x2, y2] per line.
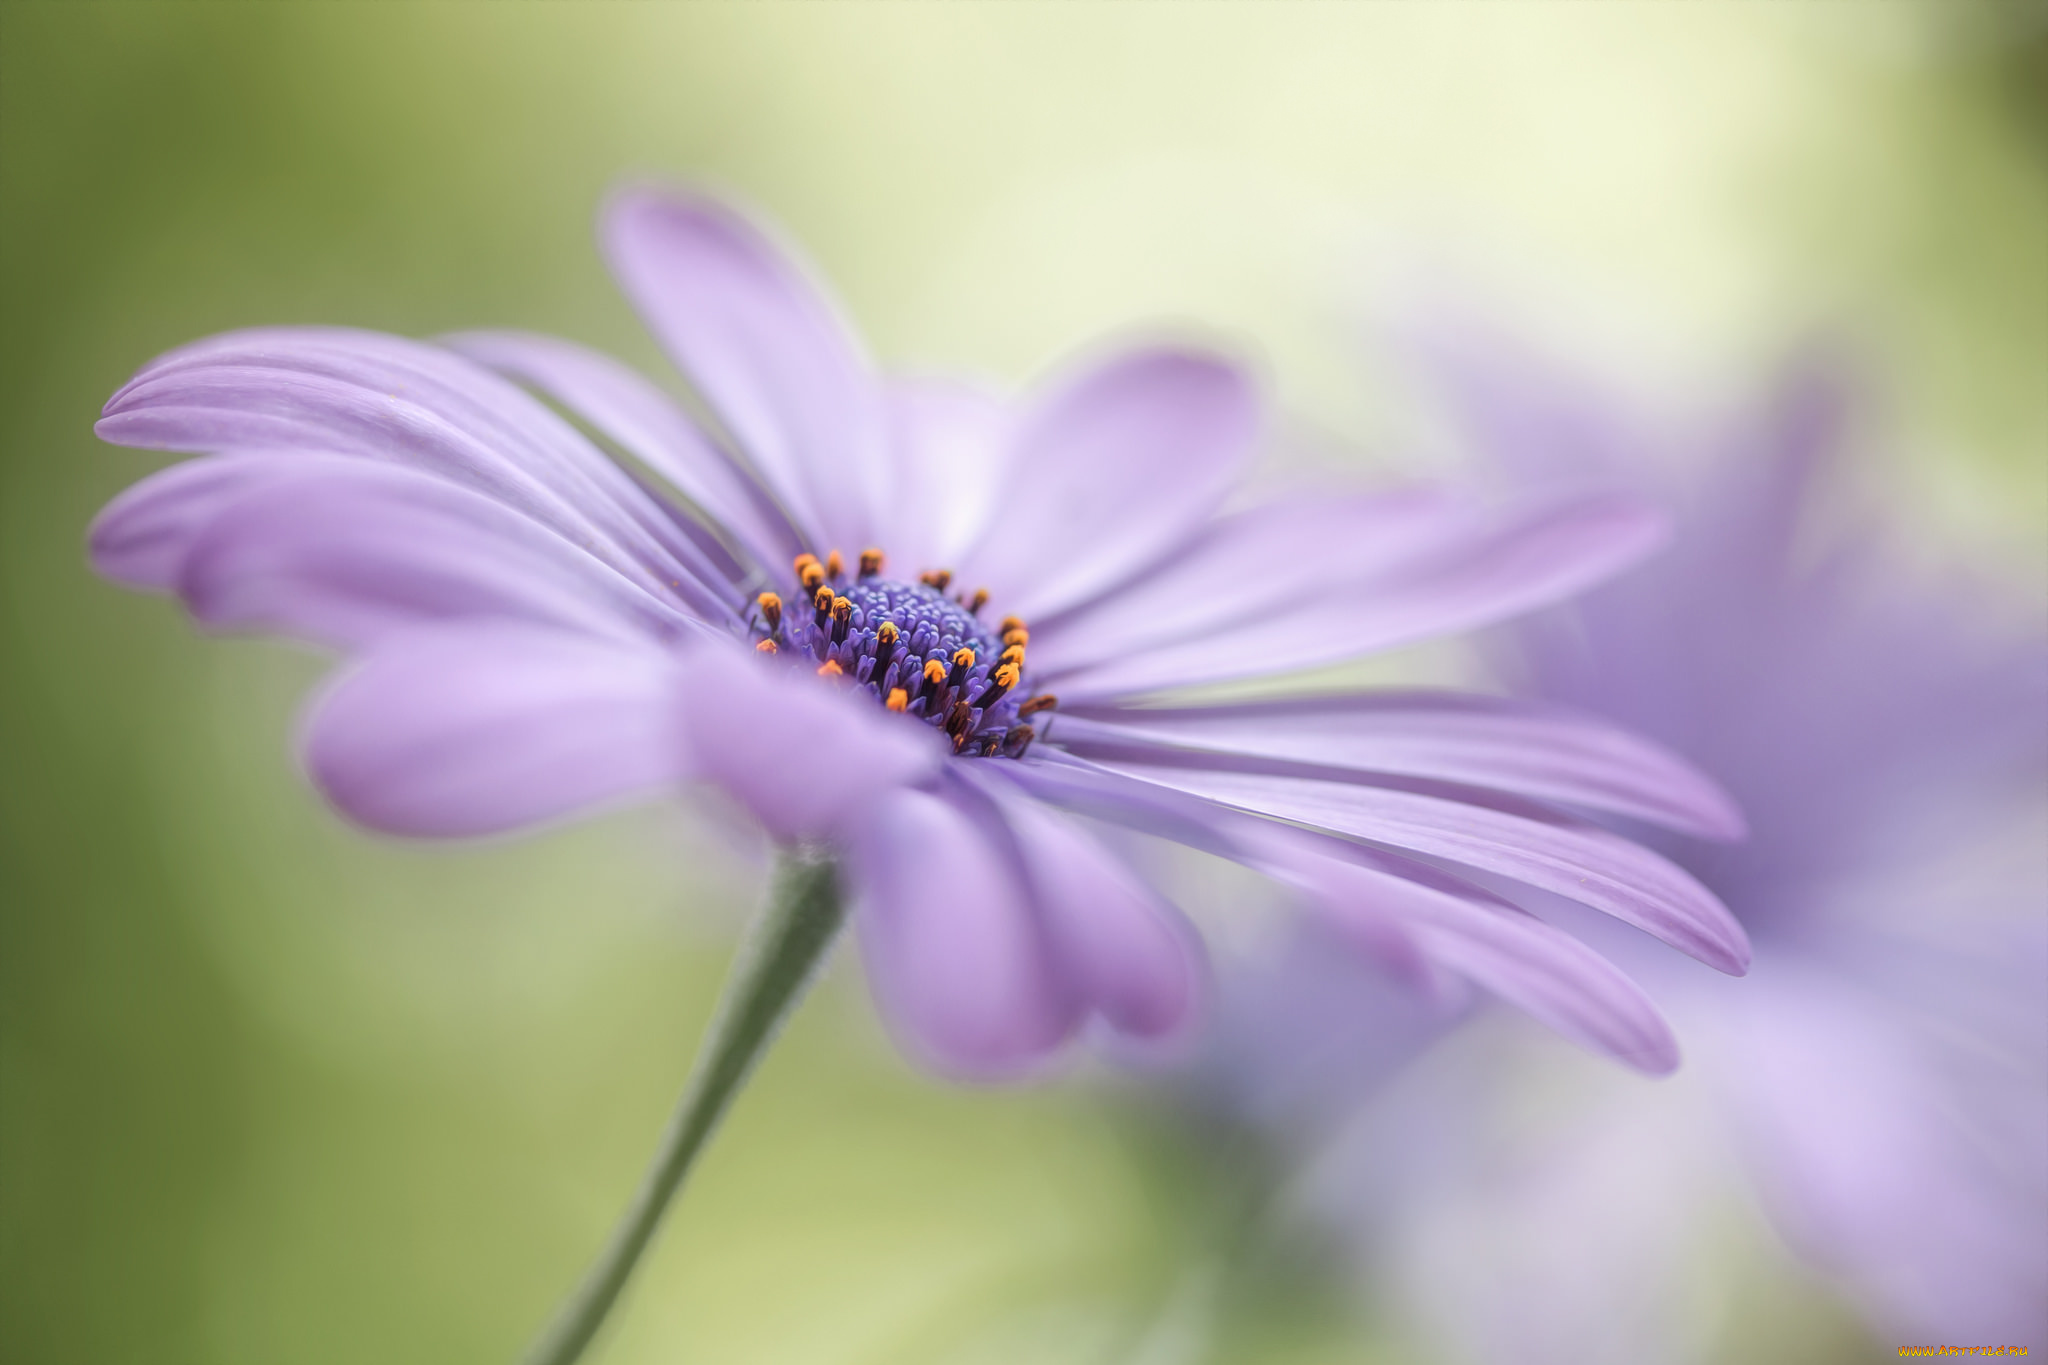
[520, 852, 845, 1365]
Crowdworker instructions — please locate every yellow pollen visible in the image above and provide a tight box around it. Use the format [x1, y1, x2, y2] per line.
[992, 662, 1020, 689]
[876, 621, 899, 645]
[755, 591, 782, 631]
[922, 659, 947, 686]
[816, 659, 844, 679]
[998, 615, 1025, 634]
[1019, 694, 1058, 716]
[920, 569, 953, 591]
[966, 587, 989, 613]
[859, 547, 884, 577]
[885, 688, 909, 712]
[1002, 626, 1029, 649]
[812, 584, 834, 612]
[754, 639, 778, 654]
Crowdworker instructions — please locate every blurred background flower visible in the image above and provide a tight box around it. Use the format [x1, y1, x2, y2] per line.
[1134, 338, 2045, 1365]
[3, 4, 2043, 1363]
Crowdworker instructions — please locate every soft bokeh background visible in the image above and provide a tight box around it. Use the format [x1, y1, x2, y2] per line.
[3, 5, 2043, 1363]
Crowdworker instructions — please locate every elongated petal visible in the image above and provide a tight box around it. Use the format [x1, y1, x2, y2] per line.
[302, 626, 687, 837]
[1255, 828, 1681, 1075]
[674, 643, 943, 842]
[1047, 495, 1665, 700]
[176, 463, 700, 651]
[1004, 754, 1678, 1073]
[962, 766, 1203, 1040]
[879, 377, 1010, 574]
[601, 186, 889, 554]
[1028, 486, 1470, 672]
[1054, 691, 1745, 840]
[848, 786, 1081, 1078]
[96, 326, 739, 618]
[89, 451, 356, 591]
[1094, 758, 1749, 975]
[955, 348, 1259, 621]
[444, 328, 803, 573]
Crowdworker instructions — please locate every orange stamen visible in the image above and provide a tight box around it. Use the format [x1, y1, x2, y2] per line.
[885, 688, 909, 712]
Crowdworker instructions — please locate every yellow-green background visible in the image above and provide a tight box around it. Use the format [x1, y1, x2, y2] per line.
[3, 5, 2042, 1363]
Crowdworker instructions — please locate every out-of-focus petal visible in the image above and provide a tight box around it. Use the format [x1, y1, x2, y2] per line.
[601, 186, 889, 554]
[878, 376, 1010, 574]
[1721, 966, 2048, 1343]
[1047, 494, 1665, 700]
[963, 766, 1203, 1041]
[89, 451, 353, 591]
[301, 625, 686, 838]
[954, 347, 1259, 621]
[95, 326, 739, 617]
[674, 642, 942, 843]
[847, 785, 1081, 1079]
[444, 329, 805, 574]
[1054, 691, 1745, 841]
[175, 462, 701, 651]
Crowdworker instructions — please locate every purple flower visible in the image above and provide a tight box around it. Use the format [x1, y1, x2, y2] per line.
[1249, 339, 2048, 1355]
[87, 187, 1749, 1082]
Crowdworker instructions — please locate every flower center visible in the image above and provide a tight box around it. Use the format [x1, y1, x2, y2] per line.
[746, 550, 1055, 757]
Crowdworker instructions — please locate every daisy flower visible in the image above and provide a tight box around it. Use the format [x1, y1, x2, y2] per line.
[1171, 340, 2047, 1362]
[87, 187, 1750, 1359]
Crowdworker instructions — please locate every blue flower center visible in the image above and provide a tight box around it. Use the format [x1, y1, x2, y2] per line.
[747, 551, 1054, 757]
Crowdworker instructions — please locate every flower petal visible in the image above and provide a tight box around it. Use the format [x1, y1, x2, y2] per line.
[175, 462, 701, 651]
[961, 766, 1203, 1041]
[95, 326, 739, 618]
[1027, 486, 1469, 673]
[954, 347, 1259, 621]
[1090, 758, 1749, 976]
[89, 451, 351, 591]
[1044, 494, 1666, 700]
[1257, 828, 1682, 1076]
[1005, 753, 1679, 1073]
[1054, 691, 1745, 841]
[443, 328, 803, 573]
[301, 626, 687, 838]
[601, 186, 890, 554]
[879, 376, 1010, 574]
[848, 785, 1081, 1079]
[673, 642, 943, 843]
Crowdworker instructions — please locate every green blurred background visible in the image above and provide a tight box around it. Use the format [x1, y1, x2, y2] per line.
[3, 5, 2043, 1363]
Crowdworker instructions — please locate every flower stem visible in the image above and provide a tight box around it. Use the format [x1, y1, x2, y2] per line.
[519, 852, 845, 1365]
